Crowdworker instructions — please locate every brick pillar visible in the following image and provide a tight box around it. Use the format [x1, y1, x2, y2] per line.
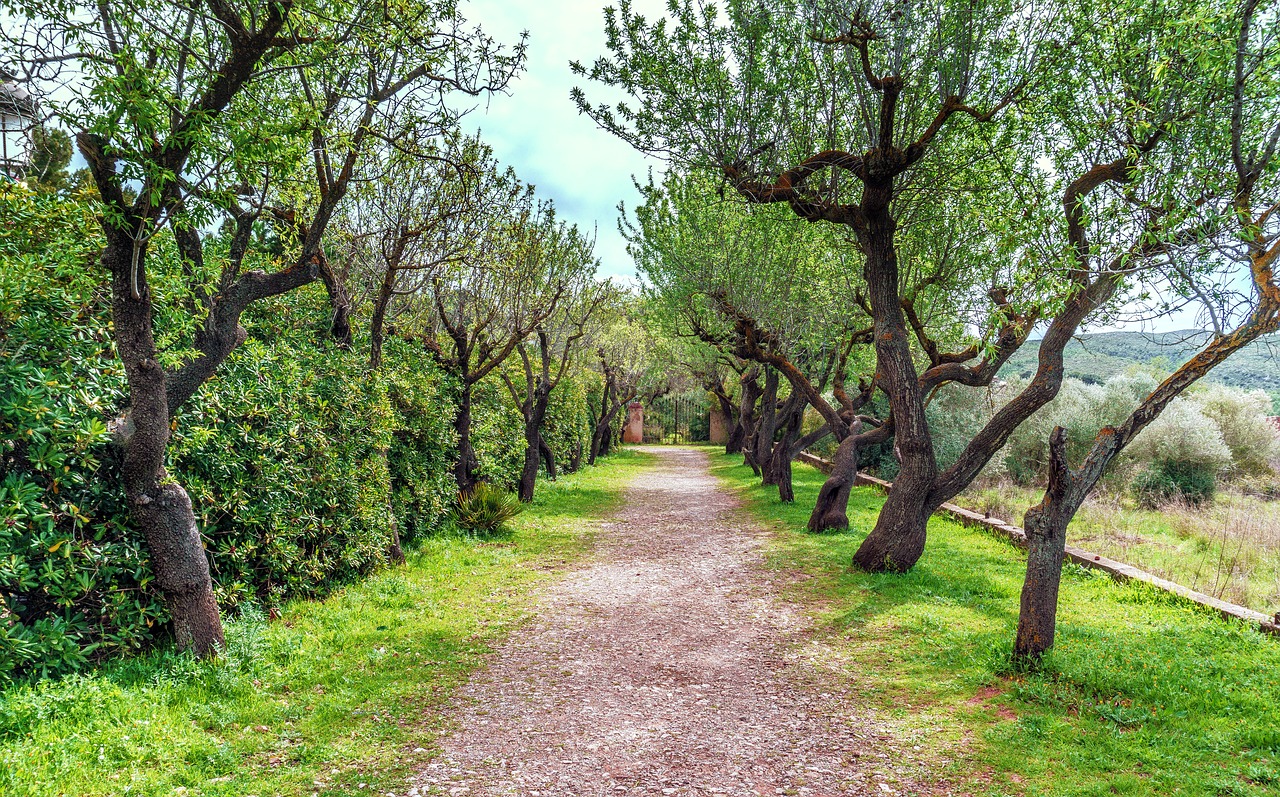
[623, 402, 644, 443]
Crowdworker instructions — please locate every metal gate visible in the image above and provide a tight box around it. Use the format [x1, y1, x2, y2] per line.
[643, 392, 710, 444]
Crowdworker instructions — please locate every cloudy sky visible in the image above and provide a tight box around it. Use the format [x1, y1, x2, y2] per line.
[458, 0, 669, 284]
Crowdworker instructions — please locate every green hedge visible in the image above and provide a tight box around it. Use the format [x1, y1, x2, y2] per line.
[0, 188, 530, 684]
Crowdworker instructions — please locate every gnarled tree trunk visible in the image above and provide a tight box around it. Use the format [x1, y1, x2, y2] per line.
[808, 433, 859, 533]
[107, 240, 225, 655]
[454, 382, 479, 491]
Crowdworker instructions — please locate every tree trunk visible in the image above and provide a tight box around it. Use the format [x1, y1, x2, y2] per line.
[569, 438, 583, 473]
[518, 388, 549, 503]
[731, 371, 762, 455]
[808, 434, 859, 533]
[851, 200, 936, 572]
[766, 393, 806, 502]
[317, 249, 353, 348]
[368, 261, 397, 370]
[539, 435, 557, 480]
[1014, 427, 1075, 665]
[755, 369, 779, 484]
[454, 382, 479, 491]
[518, 432, 540, 502]
[107, 239, 224, 655]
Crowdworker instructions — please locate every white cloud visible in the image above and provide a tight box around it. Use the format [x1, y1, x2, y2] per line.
[459, 0, 669, 281]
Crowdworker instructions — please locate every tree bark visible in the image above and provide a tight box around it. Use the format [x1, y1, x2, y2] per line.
[1014, 427, 1074, 664]
[518, 386, 552, 503]
[766, 391, 807, 501]
[454, 382, 479, 491]
[732, 369, 762, 455]
[850, 195, 937, 571]
[539, 435, 557, 480]
[808, 433, 859, 533]
[106, 239, 224, 655]
[749, 369, 779, 479]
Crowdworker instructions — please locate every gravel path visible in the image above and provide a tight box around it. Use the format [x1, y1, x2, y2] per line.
[413, 447, 940, 796]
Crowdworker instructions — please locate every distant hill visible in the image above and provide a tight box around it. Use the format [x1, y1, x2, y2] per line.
[998, 330, 1280, 410]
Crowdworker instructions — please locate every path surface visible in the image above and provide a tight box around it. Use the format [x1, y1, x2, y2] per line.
[413, 447, 940, 796]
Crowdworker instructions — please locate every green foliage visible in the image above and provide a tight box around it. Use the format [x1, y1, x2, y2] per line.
[26, 126, 72, 191]
[542, 373, 592, 472]
[170, 301, 399, 611]
[0, 453, 647, 796]
[0, 187, 154, 681]
[470, 379, 524, 489]
[450, 482, 524, 536]
[1133, 461, 1218, 508]
[716, 453, 1280, 796]
[383, 340, 458, 545]
[0, 189, 501, 682]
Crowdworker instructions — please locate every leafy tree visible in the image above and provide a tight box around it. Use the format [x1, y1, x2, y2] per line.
[3, 0, 524, 653]
[503, 263, 612, 502]
[420, 193, 577, 491]
[27, 124, 70, 190]
[576, 0, 1274, 580]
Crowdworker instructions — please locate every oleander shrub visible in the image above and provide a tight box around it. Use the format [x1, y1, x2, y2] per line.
[170, 301, 400, 611]
[470, 379, 524, 489]
[384, 339, 458, 544]
[542, 373, 592, 473]
[0, 188, 466, 683]
[0, 187, 154, 683]
[450, 481, 523, 535]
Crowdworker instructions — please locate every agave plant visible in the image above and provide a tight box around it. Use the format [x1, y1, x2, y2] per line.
[450, 482, 524, 535]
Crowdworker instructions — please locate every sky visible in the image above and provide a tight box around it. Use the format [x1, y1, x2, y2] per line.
[456, 0, 670, 285]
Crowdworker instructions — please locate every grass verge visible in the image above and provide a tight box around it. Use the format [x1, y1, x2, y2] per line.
[957, 479, 1280, 613]
[711, 452, 1280, 797]
[0, 449, 652, 797]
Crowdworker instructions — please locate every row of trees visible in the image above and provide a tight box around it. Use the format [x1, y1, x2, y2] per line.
[0, 0, 671, 668]
[584, 0, 1279, 662]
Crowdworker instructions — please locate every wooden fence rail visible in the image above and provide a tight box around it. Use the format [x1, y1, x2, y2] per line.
[792, 452, 1280, 637]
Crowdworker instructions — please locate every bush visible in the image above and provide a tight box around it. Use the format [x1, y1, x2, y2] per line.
[1127, 397, 1232, 473]
[1133, 459, 1218, 508]
[0, 188, 468, 683]
[450, 482, 523, 535]
[0, 187, 154, 682]
[1194, 384, 1279, 476]
[383, 339, 458, 545]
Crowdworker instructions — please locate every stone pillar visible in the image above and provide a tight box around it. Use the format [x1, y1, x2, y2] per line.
[709, 408, 728, 445]
[623, 402, 644, 444]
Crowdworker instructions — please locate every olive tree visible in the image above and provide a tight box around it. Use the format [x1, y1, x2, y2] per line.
[3, 0, 524, 653]
[575, 0, 1269, 576]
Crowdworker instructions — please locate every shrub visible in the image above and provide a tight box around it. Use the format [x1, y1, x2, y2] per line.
[470, 379, 524, 489]
[1193, 384, 1279, 476]
[450, 482, 523, 535]
[0, 188, 466, 683]
[1127, 397, 1232, 473]
[383, 339, 458, 545]
[1133, 459, 1218, 508]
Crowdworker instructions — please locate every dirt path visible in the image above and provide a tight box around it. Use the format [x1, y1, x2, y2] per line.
[413, 447, 939, 796]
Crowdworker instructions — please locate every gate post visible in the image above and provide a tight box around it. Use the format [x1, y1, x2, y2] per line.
[623, 402, 644, 443]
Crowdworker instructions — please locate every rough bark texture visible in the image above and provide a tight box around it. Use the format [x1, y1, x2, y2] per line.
[807, 434, 859, 533]
[454, 383, 479, 491]
[105, 239, 225, 655]
[1014, 427, 1073, 663]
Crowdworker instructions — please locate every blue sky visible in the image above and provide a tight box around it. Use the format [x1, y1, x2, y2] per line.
[458, 0, 669, 284]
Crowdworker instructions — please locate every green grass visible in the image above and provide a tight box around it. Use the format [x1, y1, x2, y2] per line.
[0, 449, 652, 797]
[957, 480, 1280, 614]
[711, 452, 1280, 797]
